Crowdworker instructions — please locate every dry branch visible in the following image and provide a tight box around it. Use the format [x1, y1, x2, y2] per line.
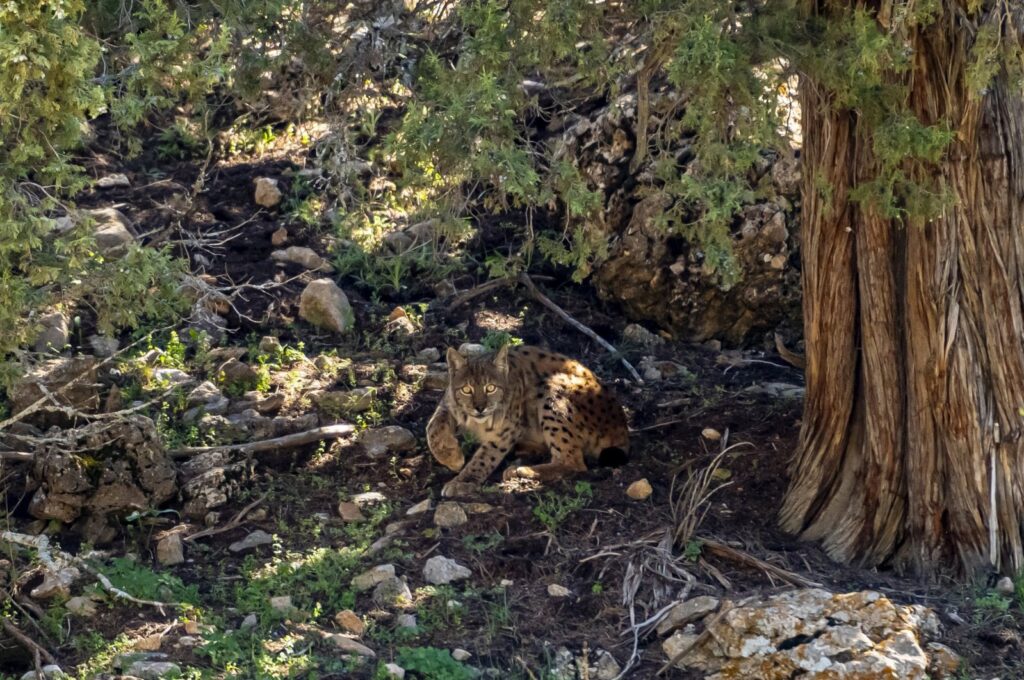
[168, 423, 355, 459]
[184, 492, 269, 542]
[1, 618, 57, 667]
[701, 538, 821, 589]
[773, 332, 805, 369]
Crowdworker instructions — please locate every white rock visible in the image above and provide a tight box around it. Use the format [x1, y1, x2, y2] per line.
[239, 613, 258, 630]
[124, 661, 182, 679]
[457, 343, 488, 357]
[423, 556, 472, 585]
[451, 648, 472, 662]
[594, 650, 621, 680]
[269, 595, 296, 616]
[407, 499, 432, 515]
[352, 564, 396, 592]
[96, 173, 130, 188]
[156, 533, 185, 566]
[229, 530, 274, 553]
[254, 177, 282, 207]
[382, 662, 406, 679]
[656, 596, 720, 636]
[996, 576, 1015, 596]
[271, 246, 335, 272]
[351, 491, 388, 506]
[372, 576, 413, 606]
[701, 428, 722, 441]
[359, 426, 416, 457]
[416, 347, 441, 363]
[19, 664, 65, 680]
[299, 279, 354, 335]
[547, 584, 571, 598]
[33, 311, 69, 353]
[396, 613, 417, 629]
[326, 634, 375, 657]
[66, 595, 98, 617]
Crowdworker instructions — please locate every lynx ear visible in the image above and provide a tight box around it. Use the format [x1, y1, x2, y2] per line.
[446, 347, 466, 372]
[493, 344, 510, 374]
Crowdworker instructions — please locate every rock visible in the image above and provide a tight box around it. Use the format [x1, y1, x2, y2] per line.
[315, 388, 374, 414]
[352, 564, 396, 592]
[86, 207, 136, 257]
[269, 595, 297, 617]
[433, 502, 468, 528]
[335, 609, 365, 636]
[547, 584, 571, 598]
[463, 502, 494, 514]
[33, 311, 69, 353]
[656, 596, 720, 636]
[299, 279, 354, 335]
[156, 533, 185, 566]
[434, 279, 457, 298]
[372, 576, 413, 607]
[254, 177, 282, 207]
[396, 613, 417, 629]
[337, 501, 366, 523]
[124, 661, 182, 679]
[995, 576, 1015, 596]
[258, 335, 282, 354]
[66, 595, 98, 617]
[327, 634, 376, 657]
[20, 665, 65, 680]
[626, 479, 652, 500]
[88, 334, 120, 358]
[383, 229, 414, 254]
[271, 246, 335, 272]
[926, 642, 961, 678]
[385, 520, 413, 536]
[134, 634, 163, 651]
[152, 367, 191, 386]
[351, 491, 388, 506]
[11, 356, 99, 416]
[623, 323, 664, 348]
[594, 650, 621, 680]
[384, 314, 417, 338]
[406, 498, 432, 515]
[187, 381, 225, 408]
[382, 663, 406, 679]
[660, 588, 942, 679]
[451, 648, 472, 662]
[457, 343, 488, 357]
[423, 556, 472, 585]
[216, 358, 258, 387]
[702, 428, 722, 441]
[271, 227, 289, 246]
[423, 367, 449, 390]
[417, 347, 441, 363]
[359, 426, 416, 457]
[771, 153, 802, 195]
[96, 173, 130, 188]
[229, 530, 274, 553]
[239, 613, 258, 630]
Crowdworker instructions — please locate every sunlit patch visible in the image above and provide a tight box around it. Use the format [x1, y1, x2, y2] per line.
[473, 309, 524, 333]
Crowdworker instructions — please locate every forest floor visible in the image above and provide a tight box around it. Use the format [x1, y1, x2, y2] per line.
[3, 131, 1023, 680]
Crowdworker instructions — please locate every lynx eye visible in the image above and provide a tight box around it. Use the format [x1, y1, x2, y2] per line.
[485, 384, 497, 393]
[459, 385, 473, 395]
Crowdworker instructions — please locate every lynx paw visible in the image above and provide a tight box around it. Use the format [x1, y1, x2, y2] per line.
[502, 465, 538, 482]
[441, 480, 479, 498]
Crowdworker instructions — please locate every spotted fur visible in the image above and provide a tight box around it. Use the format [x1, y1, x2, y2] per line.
[426, 344, 629, 497]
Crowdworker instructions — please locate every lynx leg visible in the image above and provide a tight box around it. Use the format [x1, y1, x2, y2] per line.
[427, 406, 464, 472]
[442, 439, 515, 497]
[504, 398, 587, 482]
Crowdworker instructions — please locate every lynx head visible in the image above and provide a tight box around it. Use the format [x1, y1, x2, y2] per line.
[446, 345, 510, 420]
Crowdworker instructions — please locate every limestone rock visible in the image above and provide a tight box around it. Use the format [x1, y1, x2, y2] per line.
[382, 663, 406, 679]
[229, 530, 274, 553]
[406, 498, 432, 515]
[96, 173, 130, 188]
[352, 564, 396, 592]
[254, 177, 282, 207]
[451, 649, 471, 662]
[423, 556, 472, 585]
[87, 207, 136, 257]
[656, 596, 720, 636]
[337, 501, 366, 523]
[33, 311, 69, 353]
[156, 533, 185, 566]
[299, 279, 354, 334]
[269, 595, 297, 617]
[547, 584, 571, 598]
[326, 634, 375, 658]
[124, 661, 181, 679]
[66, 595, 98, 617]
[433, 502, 467, 528]
[271, 246, 335, 272]
[359, 426, 416, 457]
[372, 576, 413, 607]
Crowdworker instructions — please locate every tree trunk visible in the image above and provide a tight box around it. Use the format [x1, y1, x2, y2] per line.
[780, 1, 1024, 576]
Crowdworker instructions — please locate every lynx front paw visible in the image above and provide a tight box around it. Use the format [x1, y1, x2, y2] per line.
[502, 465, 538, 481]
[441, 480, 479, 498]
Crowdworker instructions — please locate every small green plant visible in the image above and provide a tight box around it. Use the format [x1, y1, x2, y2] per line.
[91, 557, 200, 606]
[683, 539, 704, 563]
[532, 481, 593, 533]
[481, 331, 524, 351]
[973, 590, 1012, 623]
[395, 646, 474, 680]
[591, 582, 604, 595]
[462, 531, 504, 555]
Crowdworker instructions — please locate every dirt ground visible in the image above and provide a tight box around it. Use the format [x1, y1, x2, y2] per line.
[2, 136, 1023, 680]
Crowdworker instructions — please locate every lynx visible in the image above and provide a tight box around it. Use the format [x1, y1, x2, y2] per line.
[426, 344, 629, 497]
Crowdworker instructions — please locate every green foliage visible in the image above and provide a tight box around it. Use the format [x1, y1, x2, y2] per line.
[481, 331, 523, 351]
[532, 481, 593, 532]
[92, 556, 200, 605]
[395, 646, 474, 680]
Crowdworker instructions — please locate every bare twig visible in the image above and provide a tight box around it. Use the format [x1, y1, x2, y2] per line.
[446, 277, 514, 311]
[1, 618, 57, 666]
[517, 273, 642, 383]
[656, 601, 734, 676]
[184, 492, 269, 542]
[169, 423, 355, 459]
[701, 538, 822, 589]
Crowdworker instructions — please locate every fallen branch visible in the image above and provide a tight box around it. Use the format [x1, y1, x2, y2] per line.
[774, 332, 805, 369]
[185, 492, 269, 542]
[1, 618, 57, 667]
[169, 423, 355, 459]
[0, 450, 34, 462]
[446, 277, 513, 311]
[701, 538, 822, 589]
[656, 601, 734, 676]
[517, 273, 642, 383]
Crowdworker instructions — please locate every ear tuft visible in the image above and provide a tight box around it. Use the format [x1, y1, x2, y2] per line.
[446, 347, 466, 372]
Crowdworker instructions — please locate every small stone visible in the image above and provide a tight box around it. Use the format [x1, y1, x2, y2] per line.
[89, 334, 120, 358]
[33, 311, 69, 353]
[451, 648, 472, 662]
[337, 501, 366, 523]
[271, 227, 289, 246]
[20, 665, 66, 680]
[66, 595, 98, 617]
[396, 613, 417, 629]
[701, 428, 721, 441]
[351, 491, 388, 506]
[626, 479, 653, 501]
[299, 279, 354, 335]
[926, 642, 961, 678]
[96, 173, 130, 188]
[152, 367, 191, 385]
[176, 636, 199, 648]
[229, 530, 274, 553]
[87, 207, 136, 257]
[457, 343, 488, 357]
[500, 579, 514, 588]
[656, 596, 720, 636]
[258, 336, 282, 354]
[271, 246, 335, 272]
[996, 576, 1015, 596]
[770, 254, 787, 270]
[642, 366, 663, 381]
[623, 323, 664, 348]
[183, 620, 201, 635]
[463, 502, 494, 514]
[547, 584, 571, 598]
[359, 426, 416, 457]
[594, 651, 621, 680]
[372, 576, 413, 607]
[423, 556, 472, 585]
[335, 610, 365, 636]
[269, 595, 297, 617]
[239, 613, 258, 630]
[156, 533, 185, 566]
[434, 502, 468, 528]
[662, 631, 701, 669]
[417, 347, 441, 363]
[352, 564, 396, 592]
[124, 661, 181, 679]
[216, 358, 258, 387]
[317, 387, 375, 414]
[254, 177, 282, 207]
[134, 634, 163, 651]
[326, 634, 376, 657]
[406, 498, 432, 515]
[31, 567, 79, 600]
[382, 663, 406, 679]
